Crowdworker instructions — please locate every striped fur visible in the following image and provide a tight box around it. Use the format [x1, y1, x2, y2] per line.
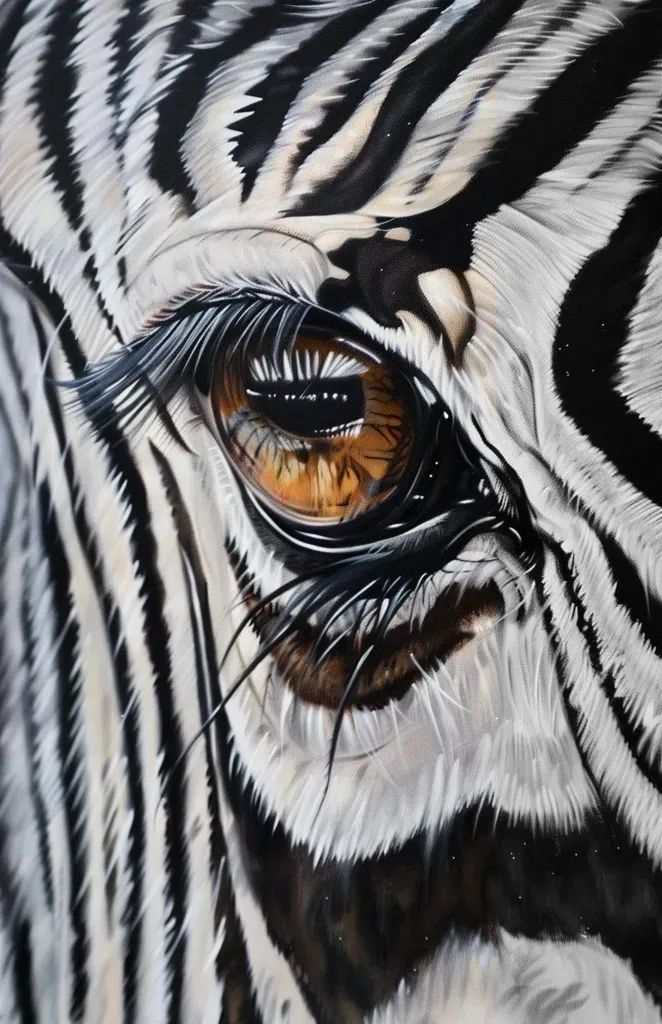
[0, 1, 661, 1020]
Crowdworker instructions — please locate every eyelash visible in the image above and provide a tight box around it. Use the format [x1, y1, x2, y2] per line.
[68, 292, 308, 428]
[249, 348, 364, 384]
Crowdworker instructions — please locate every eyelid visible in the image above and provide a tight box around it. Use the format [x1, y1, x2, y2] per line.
[140, 285, 285, 335]
[125, 226, 328, 319]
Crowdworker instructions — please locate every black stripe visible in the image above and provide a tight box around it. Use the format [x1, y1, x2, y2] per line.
[106, 0, 151, 289]
[149, 443, 221, 803]
[478, 408, 662, 709]
[20, 514, 55, 913]
[96, 467, 188, 1024]
[33, 0, 85, 233]
[0, 355, 39, 1024]
[317, 234, 439, 329]
[488, 810, 662, 1008]
[108, 0, 150, 141]
[0, 328, 61, 1024]
[564, 531, 662, 804]
[0, 663, 37, 1024]
[0, 815, 37, 1023]
[161, 0, 213, 70]
[597, 529, 662, 663]
[142, 0, 216, 209]
[149, 2, 304, 206]
[294, 0, 525, 216]
[114, 0, 214, 282]
[545, 639, 662, 1008]
[232, 1, 389, 201]
[289, 0, 450, 182]
[12, 920, 37, 1024]
[37, 482, 89, 1022]
[411, 0, 590, 195]
[25, 294, 147, 1024]
[146, 0, 217, 121]
[30, 1, 122, 339]
[217, 880, 265, 1024]
[553, 174, 662, 507]
[0, 371, 22, 547]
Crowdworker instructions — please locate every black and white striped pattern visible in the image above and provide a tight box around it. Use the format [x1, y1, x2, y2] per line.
[1, 1, 661, 1020]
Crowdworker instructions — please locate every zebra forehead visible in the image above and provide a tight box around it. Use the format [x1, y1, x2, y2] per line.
[1, 0, 653, 347]
[0, 0, 606, 225]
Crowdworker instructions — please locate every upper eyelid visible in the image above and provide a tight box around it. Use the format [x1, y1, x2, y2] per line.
[139, 284, 301, 337]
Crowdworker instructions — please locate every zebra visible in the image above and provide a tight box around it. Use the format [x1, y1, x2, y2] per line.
[0, 0, 661, 1020]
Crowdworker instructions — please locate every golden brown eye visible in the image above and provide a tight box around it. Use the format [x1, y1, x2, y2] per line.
[210, 331, 419, 524]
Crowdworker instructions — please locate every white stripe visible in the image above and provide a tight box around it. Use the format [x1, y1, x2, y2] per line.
[617, 239, 662, 434]
[368, 930, 661, 1023]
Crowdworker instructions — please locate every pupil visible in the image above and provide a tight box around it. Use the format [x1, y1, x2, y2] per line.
[247, 376, 365, 437]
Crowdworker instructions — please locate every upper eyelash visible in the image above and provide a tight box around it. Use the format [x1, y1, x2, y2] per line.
[249, 349, 364, 383]
[64, 291, 307, 425]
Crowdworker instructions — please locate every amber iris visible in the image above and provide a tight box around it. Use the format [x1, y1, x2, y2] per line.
[211, 333, 417, 524]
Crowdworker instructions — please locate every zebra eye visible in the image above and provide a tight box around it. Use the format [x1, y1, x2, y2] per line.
[209, 330, 420, 524]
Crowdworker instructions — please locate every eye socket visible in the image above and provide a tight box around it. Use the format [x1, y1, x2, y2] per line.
[209, 328, 422, 525]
